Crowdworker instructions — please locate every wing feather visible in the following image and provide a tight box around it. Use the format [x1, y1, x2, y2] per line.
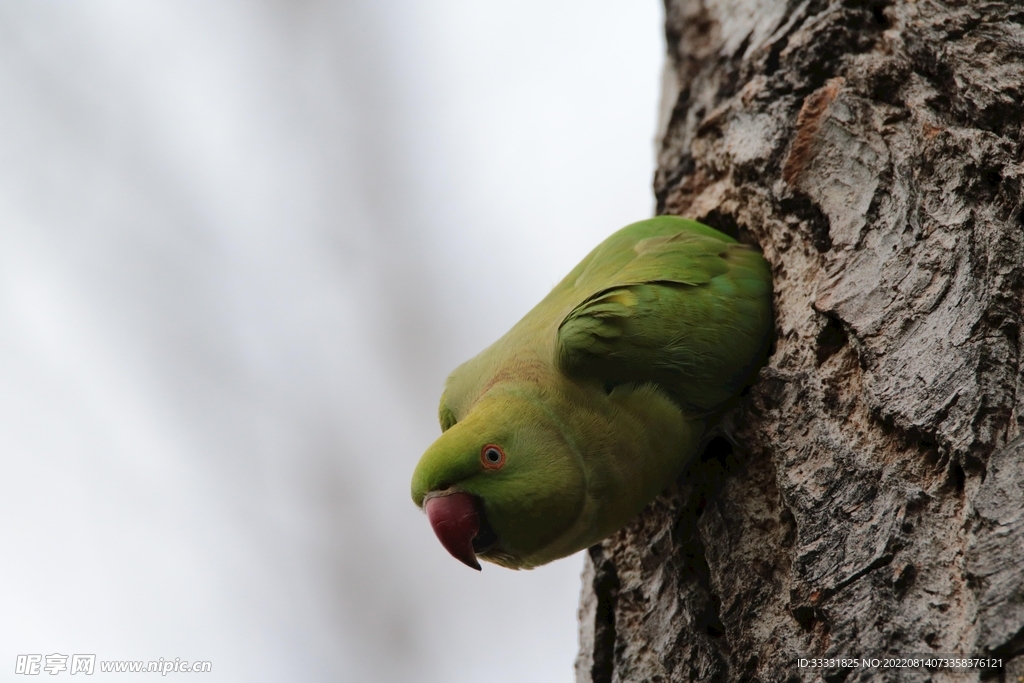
[556, 223, 773, 414]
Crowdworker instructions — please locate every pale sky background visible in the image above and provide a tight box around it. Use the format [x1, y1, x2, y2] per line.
[0, 2, 663, 681]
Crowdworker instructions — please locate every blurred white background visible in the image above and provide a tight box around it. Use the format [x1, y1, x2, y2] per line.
[0, 1, 662, 681]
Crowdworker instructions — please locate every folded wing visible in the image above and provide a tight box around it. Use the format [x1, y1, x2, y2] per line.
[556, 226, 773, 415]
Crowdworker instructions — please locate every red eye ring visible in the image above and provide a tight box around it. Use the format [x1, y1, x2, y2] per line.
[480, 444, 506, 470]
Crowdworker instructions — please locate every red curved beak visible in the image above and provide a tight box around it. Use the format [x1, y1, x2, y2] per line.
[425, 492, 481, 571]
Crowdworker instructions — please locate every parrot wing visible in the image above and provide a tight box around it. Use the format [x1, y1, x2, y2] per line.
[556, 227, 773, 414]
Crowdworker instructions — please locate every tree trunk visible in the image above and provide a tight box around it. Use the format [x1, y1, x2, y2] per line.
[575, 1, 1024, 681]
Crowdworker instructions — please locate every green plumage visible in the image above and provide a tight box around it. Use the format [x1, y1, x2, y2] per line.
[411, 217, 773, 569]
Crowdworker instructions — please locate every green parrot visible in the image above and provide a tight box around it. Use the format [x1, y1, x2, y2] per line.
[411, 216, 773, 570]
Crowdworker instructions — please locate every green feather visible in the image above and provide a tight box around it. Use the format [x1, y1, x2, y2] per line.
[557, 221, 772, 413]
[412, 217, 773, 569]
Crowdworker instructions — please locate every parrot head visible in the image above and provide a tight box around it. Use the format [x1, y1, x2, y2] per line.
[410, 387, 586, 570]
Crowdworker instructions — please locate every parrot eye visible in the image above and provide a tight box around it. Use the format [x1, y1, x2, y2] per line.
[481, 444, 506, 469]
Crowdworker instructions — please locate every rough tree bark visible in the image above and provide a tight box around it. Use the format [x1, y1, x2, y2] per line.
[576, 1, 1024, 681]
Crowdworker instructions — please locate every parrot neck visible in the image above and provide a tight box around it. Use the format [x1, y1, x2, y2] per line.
[525, 382, 706, 567]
